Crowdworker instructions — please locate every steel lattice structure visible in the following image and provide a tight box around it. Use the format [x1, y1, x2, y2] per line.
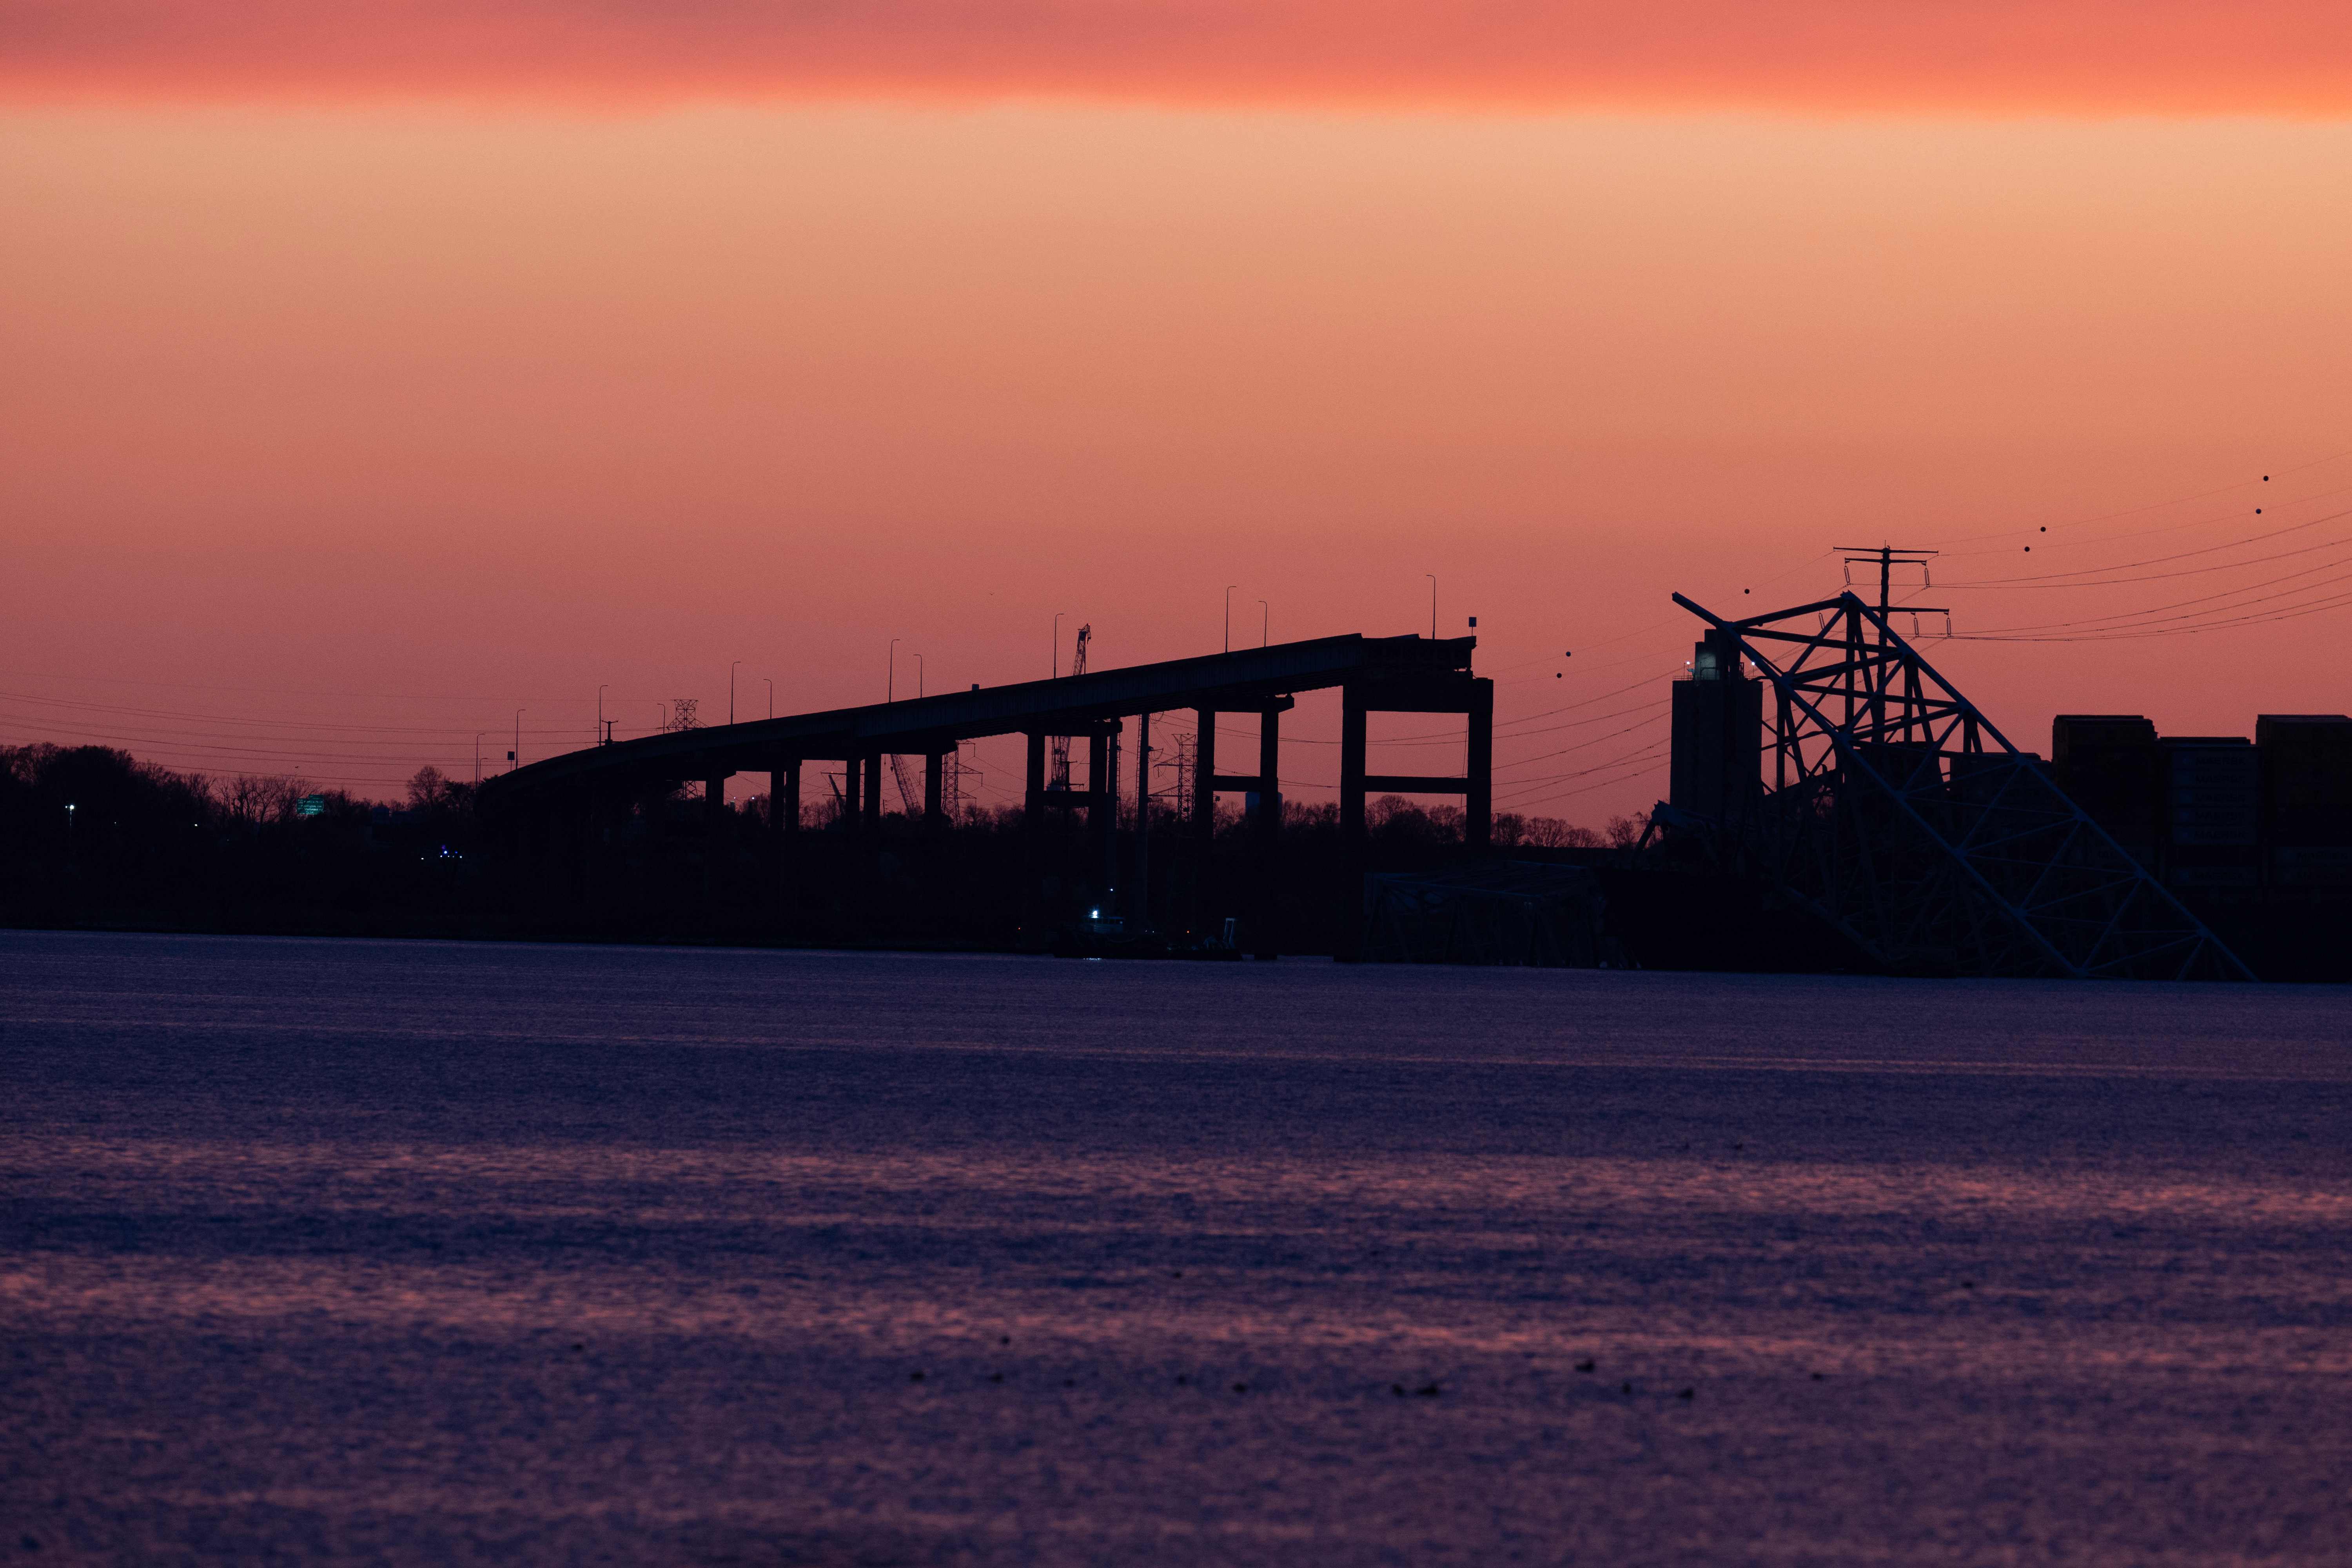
[1673, 591, 2253, 981]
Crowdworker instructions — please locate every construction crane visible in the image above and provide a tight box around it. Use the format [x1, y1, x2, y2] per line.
[889, 755, 921, 815]
[1049, 624, 1091, 793]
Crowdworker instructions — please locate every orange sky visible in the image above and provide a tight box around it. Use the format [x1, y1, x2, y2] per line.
[9, 0, 2352, 116]
[4, 9, 2351, 820]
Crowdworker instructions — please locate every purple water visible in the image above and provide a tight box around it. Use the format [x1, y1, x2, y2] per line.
[5, 931, 2350, 1565]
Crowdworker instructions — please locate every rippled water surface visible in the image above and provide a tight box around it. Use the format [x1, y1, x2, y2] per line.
[5, 931, 2350, 1565]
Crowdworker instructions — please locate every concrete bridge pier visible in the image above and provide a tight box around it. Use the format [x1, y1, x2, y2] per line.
[1332, 673, 1495, 959]
[1089, 727, 1119, 916]
[1132, 711, 1151, 928]
[769, 762, 799, 840]
[768, 762, 799, 900]
[1251, 706, 1282, 958]
[1022, 732, 1048, 922]
[1192, 708, 1217, 937]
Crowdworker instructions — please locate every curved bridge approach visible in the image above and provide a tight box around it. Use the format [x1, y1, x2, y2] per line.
[479, 633, 1493, 945]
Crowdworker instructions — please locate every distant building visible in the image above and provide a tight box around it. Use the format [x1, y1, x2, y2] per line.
[2053, 713, 2352, 898]
[2161, 737, 2259, 892]
[2258, 714, 2352, 891]
[2051, 716, 2160, 867]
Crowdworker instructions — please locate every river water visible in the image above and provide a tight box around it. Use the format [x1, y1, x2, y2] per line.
[4, 931, 2349, 1565]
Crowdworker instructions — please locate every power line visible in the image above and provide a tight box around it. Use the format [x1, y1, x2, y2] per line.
[1956, 554, 2352, 639]
[1919, 445, 2352, 550]
[1491, 708, 1671, 778]
[1939, 506, 2352, 589]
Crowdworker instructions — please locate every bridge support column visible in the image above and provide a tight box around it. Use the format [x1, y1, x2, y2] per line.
[924, 751, 944, 832]
[1329, 672, 1495, 951]
[1337, 685, 1369, 960]
[1252, 707, 1281, 958]
[1466, 679, 1494, 852]
[1089, 730, 1114, 912]
[704, 775, 730, 903]
[1023, 731, 1049, 927]
[1024, 733, 1046, 835]
[1340, 686, 1368, 842]
[861, 751, 882, 836]
[705, 774, 730, 840]
[770, 762, 799, 901]
[771, 762, 799, 841]
[1132, 711, 1151, 928]
[842, 757, 862, 838]
[1192, 708, 1216, 937]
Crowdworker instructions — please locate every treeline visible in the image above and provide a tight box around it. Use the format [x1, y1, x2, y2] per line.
[0, 743, 1642, 951]
[0, 746, 486, 936]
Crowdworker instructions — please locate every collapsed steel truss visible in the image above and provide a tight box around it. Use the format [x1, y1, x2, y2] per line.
[1673, 591, 2252, 981]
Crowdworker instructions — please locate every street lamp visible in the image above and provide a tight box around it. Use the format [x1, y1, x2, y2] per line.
[1425, 573, 1437, 639]
[1258, 599, 1268, 648]
[888, 639, 901, 702]
[1224, 585, 1237, 652]
[764, 677, 774, 720]
[512, 710, 525, 773]
[729, 661, 742, 726]
[1053, 612, 1065, 678]
[597, 684, 609, 746]
[915, 652, 925, 699]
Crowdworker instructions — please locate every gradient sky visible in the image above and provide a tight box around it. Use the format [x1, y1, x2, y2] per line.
[4, 4, 2350, 819]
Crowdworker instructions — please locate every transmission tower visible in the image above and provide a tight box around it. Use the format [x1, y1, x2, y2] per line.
[1170, 732, 1196, 824]
[1668, 590, 2251, 981]
[942, 742, 976, 817]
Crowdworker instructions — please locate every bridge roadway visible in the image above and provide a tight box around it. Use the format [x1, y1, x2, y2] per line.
[482, 633, 1491, 947]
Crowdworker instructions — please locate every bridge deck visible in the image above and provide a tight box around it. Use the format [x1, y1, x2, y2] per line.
[481, 633, 1480, 804]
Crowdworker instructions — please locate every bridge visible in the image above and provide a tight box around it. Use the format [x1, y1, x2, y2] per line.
[1662, 592, 2252, 980]
[479, 632, 1494, 947]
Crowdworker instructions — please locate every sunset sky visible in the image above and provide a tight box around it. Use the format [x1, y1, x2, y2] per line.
[5, 3, 2350, 820]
